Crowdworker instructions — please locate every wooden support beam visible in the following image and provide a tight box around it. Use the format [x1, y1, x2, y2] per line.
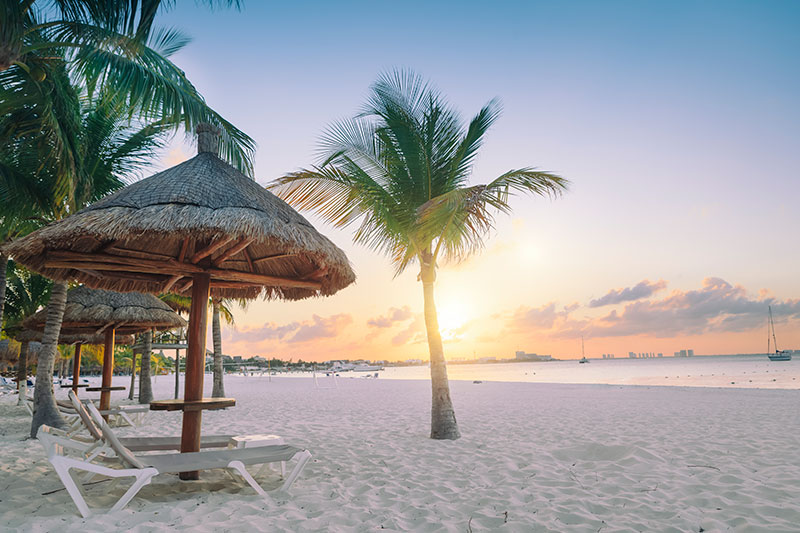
[106, 247, 174, 261]
[242, 247, 254, 272]
[209, 280, 263, 289]
[72, 343, 82, 395]
[189, 237, 235, 264]
[178, 238, 191, 262]
[180, 273, 211, 480]
[207, 267, 322, 290]
[99, 329, 115, 414]
[212, 238, 254, 267]
[162, 275, 183, 293]
[303, 267, 328, 280]
[252, 253, 297, 265]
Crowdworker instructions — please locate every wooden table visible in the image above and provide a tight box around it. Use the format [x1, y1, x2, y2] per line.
[86, 386, 127, 392]
[149, 398, 236, 412]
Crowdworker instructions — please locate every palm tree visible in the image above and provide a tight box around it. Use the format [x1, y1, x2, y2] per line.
[271, 70, 569, 440]
[211, 298, 238, 398]
[3, 260, 52, 403]
[1, 1, 252, 173]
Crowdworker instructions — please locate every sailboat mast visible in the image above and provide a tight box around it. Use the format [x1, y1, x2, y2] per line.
[769, 306, 780, 352]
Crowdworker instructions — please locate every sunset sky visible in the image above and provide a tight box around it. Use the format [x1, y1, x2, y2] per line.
[146, 1, 799, 361]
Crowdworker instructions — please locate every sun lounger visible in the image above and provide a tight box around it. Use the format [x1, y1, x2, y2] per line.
[67, 391, 233, 454]
[37, 414, 312, 517]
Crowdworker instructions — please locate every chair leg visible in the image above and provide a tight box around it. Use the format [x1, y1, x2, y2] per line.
[51, 461, 92, 519]
[109, 470, 157, 513]
[280, 450, 312, 492]
[227, 460, 271, 500]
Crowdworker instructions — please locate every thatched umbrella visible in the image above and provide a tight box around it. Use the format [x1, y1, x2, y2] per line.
[22, 287, 185, 407]
[14, 327, 135, 395]
[6, 124, 355, 478]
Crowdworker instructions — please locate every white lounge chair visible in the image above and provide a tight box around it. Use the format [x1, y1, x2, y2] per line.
[67, 391, 234, 455]
[36, 408, 312, 517]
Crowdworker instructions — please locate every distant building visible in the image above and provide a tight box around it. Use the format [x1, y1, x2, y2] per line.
[629, 352, 636, 358]
[687, 349, 694, 357]
[658, 353, 663, 357]
[515, 351, 552, 362]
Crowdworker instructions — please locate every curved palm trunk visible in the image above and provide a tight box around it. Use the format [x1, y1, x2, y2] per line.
[30, 280, 68, 437]
[0, 252, 7, 336]
[211, 300, 225, 398]
[128, 344, 138, 401]
[138, 330, 153, 404]
[16, 340, 29, 405]
[421, 260, 460, 440]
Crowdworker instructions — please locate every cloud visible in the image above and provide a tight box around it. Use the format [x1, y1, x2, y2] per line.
[589, 279, 667, 308]
[392, 315, 426, 346]
[288, 314, 352, 343]
[230, 313, 353, 344]
[367, 306, 413, 328]
[507, 277, 800, 340]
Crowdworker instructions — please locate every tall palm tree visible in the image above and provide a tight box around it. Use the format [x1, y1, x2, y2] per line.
[271, 70, 569, 440]
[3, 260, 52, 403]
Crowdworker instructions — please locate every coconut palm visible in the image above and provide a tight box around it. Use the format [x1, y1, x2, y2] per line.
[0, 1, 253, 173]
[3, 260, 52, 400]
[271, 70, 569, 440]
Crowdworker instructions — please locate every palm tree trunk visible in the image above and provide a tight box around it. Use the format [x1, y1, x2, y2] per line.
[128, 345, 138, 401]
[30, 280, 68, 437]
[16, 340, 28, 405]
[211, 299, 225, 397]
[420, 258, 460, 440]
[0, 252, 7, 336]
[138, 329, 153, 404]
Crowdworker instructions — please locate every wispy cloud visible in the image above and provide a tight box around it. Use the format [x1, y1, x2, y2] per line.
[367, 306, 413, 328]
[508, 277, 800, 339]
[589, 279, 667, 308]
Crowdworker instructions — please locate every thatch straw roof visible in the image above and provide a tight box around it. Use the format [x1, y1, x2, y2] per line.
[14, 328, 135, 346]
[5, 125, 356, 300]
[22, 286, 185, 336]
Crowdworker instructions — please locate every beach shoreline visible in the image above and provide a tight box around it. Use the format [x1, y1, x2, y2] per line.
[2, 376, 798, 532]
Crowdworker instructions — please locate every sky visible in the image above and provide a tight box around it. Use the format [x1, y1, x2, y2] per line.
[144, 0, 800, 361]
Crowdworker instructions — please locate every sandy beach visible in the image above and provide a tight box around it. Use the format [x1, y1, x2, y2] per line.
[1, 376, 799, 532]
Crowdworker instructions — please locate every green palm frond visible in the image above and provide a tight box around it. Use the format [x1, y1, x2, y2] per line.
[271, 69, 570, 275]
[3, 260, 53, 335]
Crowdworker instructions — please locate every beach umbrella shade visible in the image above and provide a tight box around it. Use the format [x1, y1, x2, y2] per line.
[15, 327, 135, 394]
[6, 124, 355, 478]
[22, 287, 185, 406]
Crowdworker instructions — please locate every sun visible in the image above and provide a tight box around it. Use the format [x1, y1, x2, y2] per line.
[437, 302, 470, 341]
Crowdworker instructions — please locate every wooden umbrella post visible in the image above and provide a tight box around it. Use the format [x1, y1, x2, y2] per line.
[99, 328, 116, 413]
[71, 343, 82, 395]
[180, 272, 210, 480]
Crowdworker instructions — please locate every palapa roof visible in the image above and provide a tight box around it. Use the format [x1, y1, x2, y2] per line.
[5, 124, 356, 300]
[22, 286, 186, 336]
[14, 328, 135, 346]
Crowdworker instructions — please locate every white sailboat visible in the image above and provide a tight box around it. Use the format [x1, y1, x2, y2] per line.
[579, 336, 589, 363]
[767, 306, 791, 361]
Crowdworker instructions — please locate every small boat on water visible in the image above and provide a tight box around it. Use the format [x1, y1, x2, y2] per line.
[766, 306, 792, 362]
[578, 337, 589, 363]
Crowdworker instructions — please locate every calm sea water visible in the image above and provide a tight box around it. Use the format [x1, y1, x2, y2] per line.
[374, 356, 800, 389]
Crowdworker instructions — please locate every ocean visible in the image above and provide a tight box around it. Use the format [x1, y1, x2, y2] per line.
[376, 355, 800, 389]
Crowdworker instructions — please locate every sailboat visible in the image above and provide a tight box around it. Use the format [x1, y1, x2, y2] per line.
[579, 336, 589, 363]
[767, 306, 791, 361]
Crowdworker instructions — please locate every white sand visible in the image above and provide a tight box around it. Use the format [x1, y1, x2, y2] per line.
[1, 375, 799, 532]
